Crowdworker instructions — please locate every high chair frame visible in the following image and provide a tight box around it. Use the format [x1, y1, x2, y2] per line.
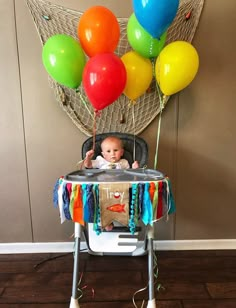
[57, 133, 168, 308]
[67, 170, 163, 308]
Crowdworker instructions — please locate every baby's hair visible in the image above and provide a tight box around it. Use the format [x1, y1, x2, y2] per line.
[101, 136, 124, 150]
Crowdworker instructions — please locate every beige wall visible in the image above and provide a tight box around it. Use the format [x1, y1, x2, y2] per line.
[1, 0, 236, 243]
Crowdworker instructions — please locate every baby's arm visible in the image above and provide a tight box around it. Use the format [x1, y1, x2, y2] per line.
[84, 149, 94, 168]
[132, 161, 139, 169]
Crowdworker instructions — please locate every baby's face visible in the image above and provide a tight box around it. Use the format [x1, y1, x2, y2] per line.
[101, 140, 124, 163]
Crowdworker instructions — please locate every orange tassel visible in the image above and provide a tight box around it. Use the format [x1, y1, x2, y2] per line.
[73, 185, 85, 226]
[149, 182, 156, 203]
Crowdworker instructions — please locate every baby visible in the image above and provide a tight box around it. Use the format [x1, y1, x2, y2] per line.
[84, 136, 139, 169]
[84, 136, 139, 231]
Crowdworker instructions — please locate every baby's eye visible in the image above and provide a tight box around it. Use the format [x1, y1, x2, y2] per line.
[114, 149, 118, 152]
[107, 150, 111, 153]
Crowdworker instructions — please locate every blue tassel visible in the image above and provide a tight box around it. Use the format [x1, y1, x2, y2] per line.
[62, 183, 72, 220]
[138, 183, 144, 219]
[87, 184, 95, 222]
[82, 184, 95, 222]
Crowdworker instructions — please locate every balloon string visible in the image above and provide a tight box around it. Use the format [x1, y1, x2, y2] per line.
[77, 271, 95, 300]
[76, 89, 93, 118]
[154, 83, 164, 170]
[76, 159, 84, 170]
[132, 102, 136, 162]
[76, 110, 98, 169]
[92, 110, 101, 151]
[131, 250, 164, 307]
[132, 285, 147, 308]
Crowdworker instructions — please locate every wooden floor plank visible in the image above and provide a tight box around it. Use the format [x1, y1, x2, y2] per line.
[81, 270, 143, 286]
[155, 282, 210, 300]
[0, 287, 70, 304]
[183, 299, 236, 307]
[84, 254, 148, 272]
[206, 282, 236, 298]
[0, 273, 73, 288]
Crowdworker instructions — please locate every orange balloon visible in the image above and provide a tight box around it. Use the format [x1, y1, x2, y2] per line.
[78, 6, 120, 57]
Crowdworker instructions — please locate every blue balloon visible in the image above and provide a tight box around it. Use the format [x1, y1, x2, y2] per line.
[132, 0, 179, 38]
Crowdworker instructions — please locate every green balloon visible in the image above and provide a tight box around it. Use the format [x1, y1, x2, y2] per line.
[42, 34, 86, 89]
[127, 13, 167, 59]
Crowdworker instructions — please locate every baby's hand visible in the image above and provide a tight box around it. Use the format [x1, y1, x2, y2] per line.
[132, 161, 139, 169]
[86, 149, 94, 159]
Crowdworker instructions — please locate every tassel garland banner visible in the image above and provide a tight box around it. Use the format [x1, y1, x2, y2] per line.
[54, 177, 175, 234]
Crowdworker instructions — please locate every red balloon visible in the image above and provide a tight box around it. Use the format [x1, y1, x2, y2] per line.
[83, 53, 127, 110]
[78, 6, 120, 57]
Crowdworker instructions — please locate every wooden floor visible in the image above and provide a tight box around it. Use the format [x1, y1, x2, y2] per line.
[0, 250, 236, 307]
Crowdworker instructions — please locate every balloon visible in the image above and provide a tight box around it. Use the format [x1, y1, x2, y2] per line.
[127, 13, 167, 58]
[155, 41, 199, 95]
[121, 51, 153, 101]
[83, 53, 127, 110]
[78, 6, 120, 57]
[132, 0, 179, 38]
[42, 34, 86, 89]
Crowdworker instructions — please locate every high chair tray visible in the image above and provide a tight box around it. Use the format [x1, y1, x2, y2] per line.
[65, 168, 164, 183]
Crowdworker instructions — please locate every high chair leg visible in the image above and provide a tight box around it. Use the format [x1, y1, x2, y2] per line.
[147, 226, 157, 308]
[69, 223, 81, 308]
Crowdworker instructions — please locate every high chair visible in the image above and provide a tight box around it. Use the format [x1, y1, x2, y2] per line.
[81, 132, 149, 256]
[55, 133, 175, 308]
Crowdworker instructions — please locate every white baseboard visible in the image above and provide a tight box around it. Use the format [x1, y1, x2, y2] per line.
[0, 240, 236, 254]
[0, 242, 77, 254]
[154, 239, 236, 250]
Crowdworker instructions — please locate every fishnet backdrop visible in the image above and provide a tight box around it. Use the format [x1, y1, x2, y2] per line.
[26, 0, 204, 136]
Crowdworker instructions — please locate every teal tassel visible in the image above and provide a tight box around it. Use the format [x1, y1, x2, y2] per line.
[141, 183, 153, 225]
[93, 184, 101, 235]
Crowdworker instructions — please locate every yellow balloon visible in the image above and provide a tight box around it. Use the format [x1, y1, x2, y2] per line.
[121, 51, 153, 101]
[155, 41, 199, 96]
